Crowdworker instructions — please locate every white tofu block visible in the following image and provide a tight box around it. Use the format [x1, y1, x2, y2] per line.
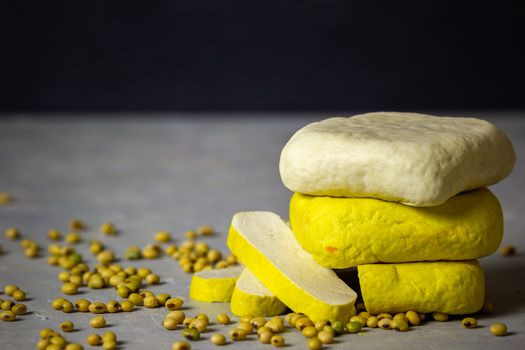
[279, 112, 515, 206]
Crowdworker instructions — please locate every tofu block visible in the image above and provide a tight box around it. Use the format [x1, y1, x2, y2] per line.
[290, 188, 503, 268]
[189, 266, 244, 302]
[230, 268, 287, 317]
[280, 112, 515, 206]
[227, 211, 357, 322]
[358, 260, 484, 314]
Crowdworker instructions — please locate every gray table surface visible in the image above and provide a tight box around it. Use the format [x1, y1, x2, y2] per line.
[0, 113, 524, 350]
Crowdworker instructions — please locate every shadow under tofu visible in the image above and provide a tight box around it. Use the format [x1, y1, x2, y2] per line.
[333, 267, 362, 303]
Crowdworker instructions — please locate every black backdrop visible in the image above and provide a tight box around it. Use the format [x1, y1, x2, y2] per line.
[2, 1, 524, 112]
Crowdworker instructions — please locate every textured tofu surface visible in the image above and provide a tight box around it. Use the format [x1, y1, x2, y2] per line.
[235, 268, 277, 296]
[290, 188, 503, 268]
[227, 211, 357, 322]
[280, 112, 515, 206]
[189, 266, 244, 302]
[358, 260, 485, 314]
[230, 268, 287, 317]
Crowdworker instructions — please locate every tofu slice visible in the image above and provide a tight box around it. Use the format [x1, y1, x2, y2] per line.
[227, 211, 357, 322]
[230, 268, 287, 317]
[189, 266, 244, 302]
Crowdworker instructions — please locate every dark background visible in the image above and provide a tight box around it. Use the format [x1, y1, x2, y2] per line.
[1, 1, 524, 112]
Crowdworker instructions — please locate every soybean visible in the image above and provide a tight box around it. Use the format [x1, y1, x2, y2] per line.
[462, 317, 478, 329]
[60, 321, 75, 332]
[0, 310, 16, 321]
[172, 341, 191, 350]
[271, 335, 285, 347]
[211, 333, 227, 345]
[86, 334, 102, 346]
[490, 322, 507, 336]
[432, 312, 449, 322]
[90, 315, 107, 328]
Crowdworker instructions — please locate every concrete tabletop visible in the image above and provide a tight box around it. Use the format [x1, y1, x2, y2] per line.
[0, 113, 524, 350]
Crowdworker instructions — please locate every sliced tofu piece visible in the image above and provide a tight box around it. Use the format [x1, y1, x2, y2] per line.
[189, 266, 244, 302]
[358, 260, 485, 314]
[230, 268, 287, 317]
[227, 211, 357, 322]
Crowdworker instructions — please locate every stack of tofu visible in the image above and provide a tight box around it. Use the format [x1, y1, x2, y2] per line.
[192, 112, 515, 323]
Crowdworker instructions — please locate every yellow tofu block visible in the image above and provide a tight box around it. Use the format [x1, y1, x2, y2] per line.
[189, 266, 244, 302]
[358, 260, 485, 314]
[230, 268, 288, 317]
[290, 188, 502, 268]
[227, 211, 357, 322]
